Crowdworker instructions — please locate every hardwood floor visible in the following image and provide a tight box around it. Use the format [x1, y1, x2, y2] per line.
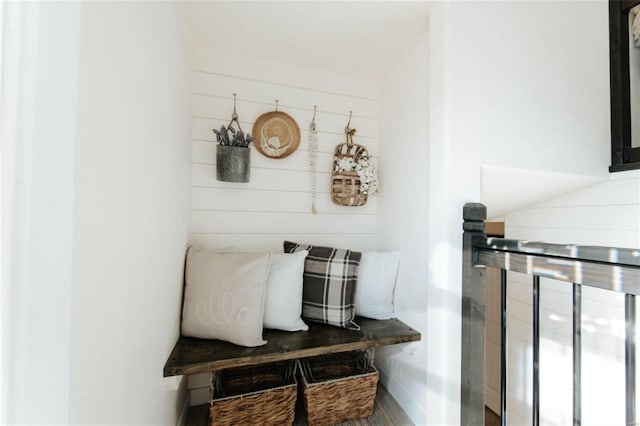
[185, 383, 414, 426]
[184, 387, 502, 426]
[485, 407, 501, 426]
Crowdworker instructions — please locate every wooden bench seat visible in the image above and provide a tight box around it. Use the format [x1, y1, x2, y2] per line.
[164, 317, 421, 376]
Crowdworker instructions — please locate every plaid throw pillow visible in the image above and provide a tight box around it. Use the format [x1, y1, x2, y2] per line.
[284, 241, 361, 330]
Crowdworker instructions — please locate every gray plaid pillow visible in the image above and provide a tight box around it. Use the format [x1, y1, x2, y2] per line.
[284, 241, 361, 330]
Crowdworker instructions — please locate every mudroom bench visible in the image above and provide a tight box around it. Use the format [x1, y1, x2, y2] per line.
[163, 317, 420, 377]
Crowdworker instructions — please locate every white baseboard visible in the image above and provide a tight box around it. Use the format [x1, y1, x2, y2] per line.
[190, 387, 211, 406]
[485, 386, 500, 414]
[378, 365, 426, 425]
[176, 385, 190, 426]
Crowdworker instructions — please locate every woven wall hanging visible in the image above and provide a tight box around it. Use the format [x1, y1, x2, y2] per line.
[308, 106, 319, 214]
[252, 100, 300, 159]
[331, 112, 377, 207]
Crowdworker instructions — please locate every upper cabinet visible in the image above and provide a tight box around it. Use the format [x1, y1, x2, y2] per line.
[610, 0, 640, 172]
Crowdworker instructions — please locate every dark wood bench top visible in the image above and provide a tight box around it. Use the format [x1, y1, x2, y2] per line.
[164, 317, 421, 376]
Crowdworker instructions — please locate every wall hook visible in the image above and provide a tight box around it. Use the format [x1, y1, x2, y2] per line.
[344, 111, 353, 135]
[275, 99, 279, 112]
[232, 93, 238, 120]
[344, 111, 356, 146]
[227, 93, 242, 131]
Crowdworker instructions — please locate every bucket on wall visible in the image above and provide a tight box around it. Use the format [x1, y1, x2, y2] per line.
[216, 145, 250, 183]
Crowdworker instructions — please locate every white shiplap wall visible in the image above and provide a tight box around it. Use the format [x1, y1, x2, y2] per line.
[190, 70, 378, 252]
[187, 51, 379, 405]
[504, 170, 640, 425]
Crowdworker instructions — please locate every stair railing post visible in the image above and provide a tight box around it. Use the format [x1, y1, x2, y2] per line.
[461, 202, 488, 426]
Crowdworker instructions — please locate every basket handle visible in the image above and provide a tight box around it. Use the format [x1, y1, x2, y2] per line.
[227, 93, 243, 132]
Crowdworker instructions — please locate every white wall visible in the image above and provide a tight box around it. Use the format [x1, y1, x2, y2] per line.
[2, 2, 620, 424]
[69, 2, 191, 424]
[504, 170, 640, 425]
[2, 2, 81, 423]
[187, 48, 380, 405]
[376, 30, 429, 425]
[188, 51, 378, 252]
[427, 1, 610, 424]
[2, 3, 192, 424]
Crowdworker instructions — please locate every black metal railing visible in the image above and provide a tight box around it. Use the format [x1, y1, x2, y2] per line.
[461, 203, 640, 426]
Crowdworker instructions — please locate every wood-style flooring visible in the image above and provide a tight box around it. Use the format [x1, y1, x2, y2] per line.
[185, 383, 414, 426]
[485, 407, 500, 426]
[185, 387, 502, 426]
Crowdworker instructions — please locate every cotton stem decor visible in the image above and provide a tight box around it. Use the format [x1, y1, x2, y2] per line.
[309, 106, 318, 214]
[330, 111, 378, 207]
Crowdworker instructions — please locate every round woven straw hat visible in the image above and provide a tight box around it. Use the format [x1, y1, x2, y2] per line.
[252, 111, 300, 159]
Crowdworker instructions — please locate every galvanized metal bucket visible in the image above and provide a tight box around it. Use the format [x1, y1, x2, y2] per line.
[216, 145, 250, 183]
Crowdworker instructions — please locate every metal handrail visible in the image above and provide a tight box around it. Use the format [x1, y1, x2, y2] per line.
[460, 202, 640, 426]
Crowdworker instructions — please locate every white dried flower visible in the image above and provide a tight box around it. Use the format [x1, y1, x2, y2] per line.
[335, 155, 379, 196]
[335, 157, 356, 172]
[355, 156, 379, 196]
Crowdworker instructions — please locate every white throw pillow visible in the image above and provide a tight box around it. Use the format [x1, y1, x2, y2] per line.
[354, 251, 400, 319]
[263, 251, 309, 331]
[181, 246, 272, 347]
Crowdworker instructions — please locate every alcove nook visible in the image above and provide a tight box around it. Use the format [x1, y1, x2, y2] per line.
[183, 2, 430, 423]
[5, 2, 627, 425]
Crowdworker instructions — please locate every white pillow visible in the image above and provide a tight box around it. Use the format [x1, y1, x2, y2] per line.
[181, 246, 272, 347]
[263, 251, 309, 331]
[354, 251, 400, 319]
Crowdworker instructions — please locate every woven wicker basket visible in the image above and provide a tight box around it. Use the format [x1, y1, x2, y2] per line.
[209, 361, 297, 426]
[331, 142, 369, 207]
[298, 351, 378, 426]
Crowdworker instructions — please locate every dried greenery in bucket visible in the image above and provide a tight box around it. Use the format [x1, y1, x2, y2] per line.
[213, 125, 254, 148]
[213, 93, 254, 148]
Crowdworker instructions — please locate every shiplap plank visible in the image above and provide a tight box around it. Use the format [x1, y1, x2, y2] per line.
[539, 279, 571, 313]
[192, 140, 354, 172]
[192, 48, 379, 100]
[189, 233, 377, 252]
[535, 309, 627, 355]
[505, 277, 531, 304]
[506, 338, 529, 373]
[505, 226, 640, 249]
[540, 277, 571, 295]
[192, 117, 379, 152]
[192, 72, 378, 119]
[539, 309, 572, 342]
[503, 174, 638, 426]
[582, 333, 625, 362]
[506, 205, 639, 231]
[192, 94, 379, 138]
[190, 210, 376, 234]
[190, 60, 379, 272]
[534, 177, 640, 208]
[508, 298, 530, 324]
[192, 139, 340, 166]
[507, 320, 531, 351]
[192, 163, 329, 193]
[582, 285, 624, 305]
[191, 187, 376, 215]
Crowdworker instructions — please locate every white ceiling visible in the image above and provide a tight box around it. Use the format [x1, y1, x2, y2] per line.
[184, 1, 430, 81]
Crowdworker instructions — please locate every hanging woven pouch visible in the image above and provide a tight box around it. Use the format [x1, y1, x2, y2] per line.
[331, 129, 369, 207]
